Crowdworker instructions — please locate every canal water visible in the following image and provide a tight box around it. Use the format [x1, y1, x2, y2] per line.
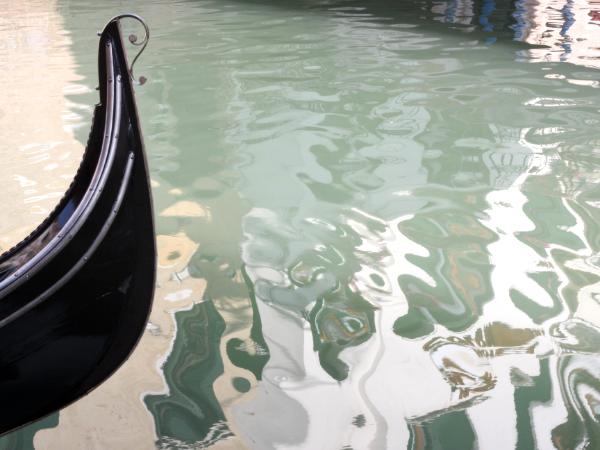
[2, 0, 600, 448]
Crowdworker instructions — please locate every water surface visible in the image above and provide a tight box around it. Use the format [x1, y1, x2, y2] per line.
[3, 0, 600, 448]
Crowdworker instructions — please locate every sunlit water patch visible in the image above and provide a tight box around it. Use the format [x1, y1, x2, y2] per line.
[0, 0, 87, 254]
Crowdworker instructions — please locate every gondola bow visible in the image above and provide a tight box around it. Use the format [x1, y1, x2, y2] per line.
[0, 15, 155, 435]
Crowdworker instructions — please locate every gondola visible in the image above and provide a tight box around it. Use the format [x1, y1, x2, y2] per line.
[0, 15, 155, 435]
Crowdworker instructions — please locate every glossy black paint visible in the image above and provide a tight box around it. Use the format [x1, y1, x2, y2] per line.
[0, 20, 155, 435]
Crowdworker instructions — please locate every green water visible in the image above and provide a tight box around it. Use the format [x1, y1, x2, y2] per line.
[6, 0, 600, 448]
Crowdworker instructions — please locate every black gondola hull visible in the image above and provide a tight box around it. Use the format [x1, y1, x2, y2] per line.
[0, 19, 155, 435]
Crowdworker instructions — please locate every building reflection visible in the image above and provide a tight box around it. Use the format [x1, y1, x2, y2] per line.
[515, 0, 600, 68]
[432, 0, 600, 69]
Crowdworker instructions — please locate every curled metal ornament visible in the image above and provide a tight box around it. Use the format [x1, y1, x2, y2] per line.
[102, 14, 149, 85]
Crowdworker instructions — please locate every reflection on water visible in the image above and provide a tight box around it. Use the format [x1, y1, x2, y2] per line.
[3, 0, 600, 448]
[433, 0, 600, 70]
[0, 0, 85, 253]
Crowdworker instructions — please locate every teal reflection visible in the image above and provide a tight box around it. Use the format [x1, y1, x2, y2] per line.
[144, 301, 230, 448]
[0, 414, 57, 450]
